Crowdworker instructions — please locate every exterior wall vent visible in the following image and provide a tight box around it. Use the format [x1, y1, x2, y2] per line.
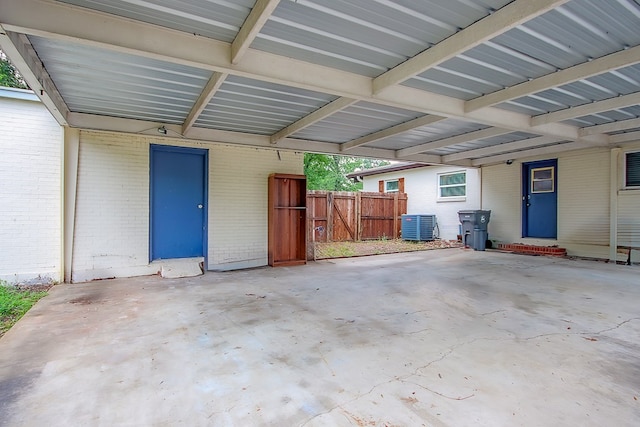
[401, 214, 436, 241]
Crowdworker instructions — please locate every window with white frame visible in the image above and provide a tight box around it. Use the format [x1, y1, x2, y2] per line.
[438, 171, 466, 200]
[384, 179, 399, 192]
[625, 151, 640, 188]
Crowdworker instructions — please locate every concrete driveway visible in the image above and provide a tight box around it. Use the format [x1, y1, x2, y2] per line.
[1, 249, 639, 426]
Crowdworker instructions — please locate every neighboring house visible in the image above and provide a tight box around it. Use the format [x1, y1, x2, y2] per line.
[0, 87, 62, 284]
[349, 163, 481, 241]
[0, 88, 303, 284]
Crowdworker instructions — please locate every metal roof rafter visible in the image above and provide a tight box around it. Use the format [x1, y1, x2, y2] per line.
[231, 0, 281, 64]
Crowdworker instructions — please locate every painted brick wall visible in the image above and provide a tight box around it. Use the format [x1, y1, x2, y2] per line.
[362, 166, 481, 240]
[0, 90, 62, 284]
[72, 132, 152, 282]
[72, 131, 303, 280]
[208, 146, 303, 270]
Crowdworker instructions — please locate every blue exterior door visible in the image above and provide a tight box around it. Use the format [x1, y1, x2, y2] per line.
[150, 145, 207, 260]
[522, 159, 557, 238]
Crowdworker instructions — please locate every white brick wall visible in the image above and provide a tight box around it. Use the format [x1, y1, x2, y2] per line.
[0, 89, 62, 284]
[208, 146, 302, 270]
[72, 132, 152, 282]
[71, 130, 303, 280]
[362, 166, 481, 240]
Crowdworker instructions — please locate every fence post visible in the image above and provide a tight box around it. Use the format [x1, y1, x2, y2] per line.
[327, 192, 333, 242]
[356, 192, 362, 241]
[393, 192, 399, 239]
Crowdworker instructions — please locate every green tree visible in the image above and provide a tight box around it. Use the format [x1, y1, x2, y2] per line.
[0, 50, 28, 89]
[304, 153, 389, 191]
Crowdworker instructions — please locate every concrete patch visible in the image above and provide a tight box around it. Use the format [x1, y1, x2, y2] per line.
[154, 257, 204, 278]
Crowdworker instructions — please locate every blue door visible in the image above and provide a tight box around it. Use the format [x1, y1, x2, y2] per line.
[150, 145, 207, 260]
[522, 159, 557, 238]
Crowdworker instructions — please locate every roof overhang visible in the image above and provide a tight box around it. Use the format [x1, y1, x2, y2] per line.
[1, 0, 639, 166]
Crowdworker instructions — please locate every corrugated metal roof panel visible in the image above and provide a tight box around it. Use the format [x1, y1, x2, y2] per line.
[195, 75, 337, 134]
[427, 131, 539, 155]
[498, 63, 640, 118]
[252, 0, 512, 77]
[367, 119, 487, 150]
[563, 105, 640, 128]
[292, 102, 424, 143]
[57, 0, 253, 42]
[408, 0, 640, 100]
[29, 35, 210, 123]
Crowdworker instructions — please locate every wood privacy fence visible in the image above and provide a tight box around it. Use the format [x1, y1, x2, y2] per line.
[307, 191, 408, 243]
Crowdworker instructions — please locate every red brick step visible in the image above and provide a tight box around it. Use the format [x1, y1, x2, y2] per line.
[496, 243, 567, 257]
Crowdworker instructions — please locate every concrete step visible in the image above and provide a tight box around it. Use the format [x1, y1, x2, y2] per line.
[151, 257, 204, 278]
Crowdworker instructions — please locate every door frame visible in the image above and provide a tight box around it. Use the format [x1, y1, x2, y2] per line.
[149, 144, 208, 263]
[521, 158, 558, 239]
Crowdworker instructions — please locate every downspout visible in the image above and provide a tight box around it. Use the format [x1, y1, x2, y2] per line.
[63, 127, 80, 283]
[609, 148, 620, 263]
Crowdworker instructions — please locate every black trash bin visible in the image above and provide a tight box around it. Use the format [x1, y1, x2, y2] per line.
[458, 210, 491, 251]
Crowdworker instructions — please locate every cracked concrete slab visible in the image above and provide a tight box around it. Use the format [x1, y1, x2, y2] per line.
[0, 249, 638, 426]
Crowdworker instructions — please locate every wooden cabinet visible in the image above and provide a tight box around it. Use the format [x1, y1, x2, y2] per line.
[268, 173, 307, 266]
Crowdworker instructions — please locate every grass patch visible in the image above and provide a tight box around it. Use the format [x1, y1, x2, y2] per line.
[0, 283, 48, 337]
[315, 242, 357, 258]
[314, 239, 462, 260]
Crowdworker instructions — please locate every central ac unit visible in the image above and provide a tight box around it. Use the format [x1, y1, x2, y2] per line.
[401, 214, 436, 241]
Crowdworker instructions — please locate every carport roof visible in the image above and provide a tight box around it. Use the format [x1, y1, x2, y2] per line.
[1, 0, 640, 166]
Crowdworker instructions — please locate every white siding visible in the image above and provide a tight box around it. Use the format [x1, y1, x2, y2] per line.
[71, 131, 303, 281]
[362, 166, 481, 240]
[0, 89, 62, 284]
[480, 163, 521, 243]
[558, 150, 610, 247]
[618, 143, 640, 263]
[482, 145, 640, 261]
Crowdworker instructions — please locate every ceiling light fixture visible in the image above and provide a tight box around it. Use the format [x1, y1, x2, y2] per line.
[158, 126, 167, 135]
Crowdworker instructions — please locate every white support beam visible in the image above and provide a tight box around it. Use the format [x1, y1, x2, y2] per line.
[396, 127, 513, 158]
[62, 127, 80, 283]
[471, 141, 590, 166]
[270, 97, 357, 144]
[0, 29, 69, 125]
[609, 148, 620, 262]
[340, 115, 446, 151]
[442, 136, 564, 162]
[231, 0, 280, 64]
[183, 72, 228, 135]
[466, 44, 640, 112]
[609, 130, 640, 144]
[67, 112, 444, 164]
[372, 0, 570, 94]
[376, 84, 590, 143]
[580, 117, 640, 136]
[531, 92, 640, 127]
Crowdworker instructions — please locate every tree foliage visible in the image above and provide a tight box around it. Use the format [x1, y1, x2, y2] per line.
[0, 50, 28, 89]
[304, 153, 389, 191]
